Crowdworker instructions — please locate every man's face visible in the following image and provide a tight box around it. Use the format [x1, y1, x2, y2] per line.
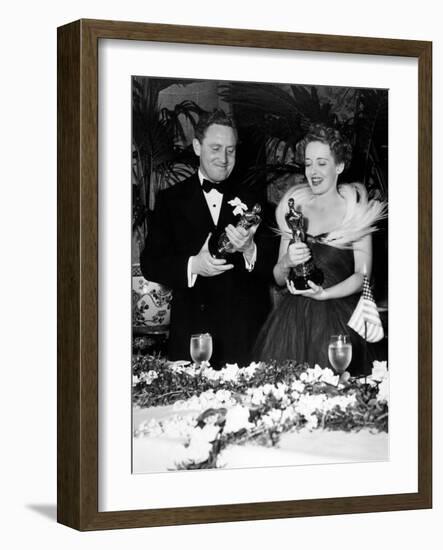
[193, 124, 237, 183]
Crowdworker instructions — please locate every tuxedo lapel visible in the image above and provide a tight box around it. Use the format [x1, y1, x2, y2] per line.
[217, 186, 238, 230]
[181, 175, 216, 235]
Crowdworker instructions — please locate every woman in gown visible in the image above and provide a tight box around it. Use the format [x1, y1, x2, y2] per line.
[255, 124, 387, 376]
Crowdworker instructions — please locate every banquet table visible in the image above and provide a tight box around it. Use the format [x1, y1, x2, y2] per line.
[132, 404, 389, 474]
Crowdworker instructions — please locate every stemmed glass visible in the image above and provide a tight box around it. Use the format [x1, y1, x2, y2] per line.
[190, 333, 213, 366]
[328, 334, 352, 381]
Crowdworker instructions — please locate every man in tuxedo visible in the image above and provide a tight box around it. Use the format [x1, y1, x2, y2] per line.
[140, 109, 277, 367]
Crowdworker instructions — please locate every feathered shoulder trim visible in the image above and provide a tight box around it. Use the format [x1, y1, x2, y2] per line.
[275, 182, 387, 248]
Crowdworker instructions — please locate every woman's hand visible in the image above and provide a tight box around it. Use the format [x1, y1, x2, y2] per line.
[286, 279, 327, 300]
[284, 242, 311, 268]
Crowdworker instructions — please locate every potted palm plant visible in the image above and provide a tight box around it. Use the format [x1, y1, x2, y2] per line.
[218, 81, 388, 304]
[132, 77, 203, 336]
[219, 82, 388, 201]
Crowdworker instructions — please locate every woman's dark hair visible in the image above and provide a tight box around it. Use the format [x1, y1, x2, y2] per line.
[296, 123, 353, 169]
[194, 109, 237, 143]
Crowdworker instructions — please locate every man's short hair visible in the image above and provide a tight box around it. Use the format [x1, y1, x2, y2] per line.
[194, 109, 237, 142]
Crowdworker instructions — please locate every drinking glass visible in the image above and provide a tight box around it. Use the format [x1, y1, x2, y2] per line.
[328, 334, 352, 374]
[190, 333, 213, 366]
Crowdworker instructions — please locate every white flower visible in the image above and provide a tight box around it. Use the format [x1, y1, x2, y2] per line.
[228, 197, 248, 216]
[215, 389, 234, 404]
[291, 379, 306, 394]
[201, 365, 223, 381]
[169, 360, 192, 374]
[201, 363, 241, 383]
[136, 418, 163, 438]
[268, 408, 283, 422]
[305, 413, 319, 431]
[163, 416, 196, 439]
[172, 388, 236, 413]
[199, 390, 216, 408]
[136, 413, 199, 440]
[247, 387, 266, 406]
[323, 394, 356, 412]
[319, 367, 340, 386]
[221, 363, 241, 382]
[262, 383, 275, 396]
[371, 361, 388, 382]
[224, 405, 253, 434]
[271, 382, 289, 401]
[132, 374, 140, 386]
[300, 365, 323, 384]
[182, 424, 220, 463]
[377, 377, 389, 403]
[261, 408, 283, 428]
[192, 423, 220, 443]
[281, 405, 297, 424]
[242, 362, 260, 379]
[188, 364, 202, 377]
[139, 370, 158, 385]
[297, 394, 327, 417]
[311, 364, 325, 378]
[184, 442, 212, 463]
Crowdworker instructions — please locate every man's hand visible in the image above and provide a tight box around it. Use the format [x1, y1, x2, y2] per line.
[224, 224, 257, 256]
[191, 233, 234, 277]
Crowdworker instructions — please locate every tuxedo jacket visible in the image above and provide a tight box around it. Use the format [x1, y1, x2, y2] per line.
[140, 173, 278, 367]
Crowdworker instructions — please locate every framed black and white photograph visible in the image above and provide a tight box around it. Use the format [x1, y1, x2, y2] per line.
[131, 75, 389, 475]
[57, 19, 432, 530]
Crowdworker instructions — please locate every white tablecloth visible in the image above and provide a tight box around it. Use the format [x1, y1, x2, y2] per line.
[133, 405, 389, 473]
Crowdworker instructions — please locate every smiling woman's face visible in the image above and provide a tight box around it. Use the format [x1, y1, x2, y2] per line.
[304, 141, 344, 195]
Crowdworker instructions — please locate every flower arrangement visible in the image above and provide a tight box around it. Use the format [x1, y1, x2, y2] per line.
[133, 357, 388, 470]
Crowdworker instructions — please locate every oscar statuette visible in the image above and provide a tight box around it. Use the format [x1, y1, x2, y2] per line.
[285, 198, 324, 290]
[209, 203, 262, 259]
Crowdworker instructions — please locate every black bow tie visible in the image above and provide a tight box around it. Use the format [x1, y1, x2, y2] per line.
[202, 179, 227, 194]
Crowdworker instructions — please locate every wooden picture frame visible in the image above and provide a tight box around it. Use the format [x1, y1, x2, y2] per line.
[57, 18, 432, 530]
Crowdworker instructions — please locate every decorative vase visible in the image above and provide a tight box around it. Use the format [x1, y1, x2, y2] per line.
[132, 264, 172, 332]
